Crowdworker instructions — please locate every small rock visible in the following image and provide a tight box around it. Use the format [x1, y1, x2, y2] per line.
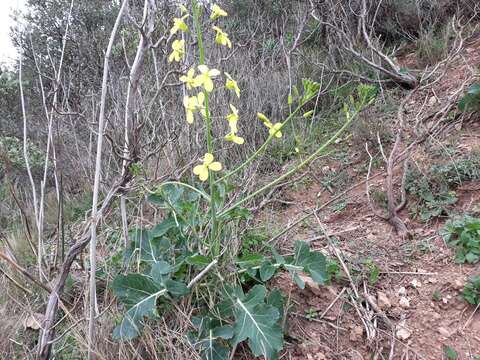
[398, 287, 407, 296]
[452, 279, 465, 290]
[428, 96, 437, 106]
[410, 279, 422, 288]
[24, 313, 45, 330]
[298, 274, 323, 296]
[438, 327, 451, 338]
[377, 291, 392, 310]
[399, 297, 410, 309]
[396, 321, 412, 340]
[349, 325, 364, 342]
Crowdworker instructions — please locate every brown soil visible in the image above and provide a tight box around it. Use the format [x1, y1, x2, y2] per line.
[260, 39, 480, 359]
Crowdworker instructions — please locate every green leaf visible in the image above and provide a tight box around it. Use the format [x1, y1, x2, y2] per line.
[293, 241, 327, 284]
[189, 317, 233, 360]
[293, 272, 305, 289]
[465, 252, 479, 264]
[236, 254, 264, 268]
[260, 262, 276, 282]
[267, 289, 285, 321]
[187, 255, 212, 267]
[271, 247, 285, 265]
[150, 217, 177, 238]
[444, 346, 458, 360]
[152, 261, 172, 276]
[112, 274, 165, 340]
[165, 279, 190, 297]
[233, 285, 283, 359]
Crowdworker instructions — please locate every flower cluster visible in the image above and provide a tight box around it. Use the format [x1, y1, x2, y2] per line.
[257, 113, 283, 138]
[168, 3, 289, 181]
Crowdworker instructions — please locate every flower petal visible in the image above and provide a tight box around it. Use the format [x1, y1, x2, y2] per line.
[193, 164, 204, 175]
[199, 169, 209, 181]
[186, 111, 194, 124]
[209, 162, 222, 171]
[198, 65, 209, 74]
[204, 153, 214, 165]
[209, 69, 221, 77]
[204, 78, 214, 92]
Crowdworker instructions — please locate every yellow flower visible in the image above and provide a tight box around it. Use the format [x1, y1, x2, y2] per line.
[180, 68, 197, 90]
[257, 113, 283, 138]
[225, 72, 240, 97]
[226, 104, 239, 130]
[224, 105, 244, 144]
[193, 153, 222, 181]
[212, 26, 232, 48]
[168, 39, 185, 63]
[194, 65, 221, 92]
[183, 92, 205, 123]
[170, 15, 189, 35]
[225, 133, 245, 145]
[211, 4, 228, 20]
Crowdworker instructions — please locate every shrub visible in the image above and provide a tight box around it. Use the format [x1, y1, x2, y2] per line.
[440, 216, 480, 264]
[462, 274, 480, 305]
[459, 83, 480, 112]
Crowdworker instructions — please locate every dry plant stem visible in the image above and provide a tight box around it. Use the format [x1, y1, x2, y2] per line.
[385, 90, 417, 236]
[38, 177, 130, 360]
[309, 0, 417, 88]
[318, 287, 346, 319]
[32, 0, 74, 281]
[19, 57, 41, 277]
[35, 2, 129, 359]
[87, 1, 129, 358]
[0, 251, 52, 294]
[0, 265, 32, 295]
[120, 0, 156, 255]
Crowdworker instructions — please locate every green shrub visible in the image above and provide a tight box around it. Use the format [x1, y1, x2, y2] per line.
[406, 153, 480, 221]
[459, 83, 480, 112]
[440, 216, 480, 264]
[462, 274, 480, 305]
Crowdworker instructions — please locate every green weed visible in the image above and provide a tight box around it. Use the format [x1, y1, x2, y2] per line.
[440, 216, 480, 264]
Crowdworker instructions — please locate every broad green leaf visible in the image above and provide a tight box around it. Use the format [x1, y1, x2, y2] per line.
[150, 217, 177, 238]
[293, 241, 328, 284]
[444, 346, 458, 360]
[151, 261, 171, 276]
[112, 274, 165, 340]
[187, 255, 212, 267]
[124, 226, 172, 264]
[271, 247, 285, 265]
[236, 254, 264, 268]
[293, 272, 305, 289]
[267, 289, 285, 321]
[189, 317, 233, 360]
[233, 285, 283, 359]
[165, 279, 190, 297]
[260, 262, 276, 282]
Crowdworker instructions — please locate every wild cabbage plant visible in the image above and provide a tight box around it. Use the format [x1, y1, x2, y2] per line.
[112, 2, 377, 359]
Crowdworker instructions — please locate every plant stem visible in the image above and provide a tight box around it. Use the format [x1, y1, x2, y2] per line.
[215, 104, 305, 184]
[218, 110, 358, 217]
[192, 0, 219, 255]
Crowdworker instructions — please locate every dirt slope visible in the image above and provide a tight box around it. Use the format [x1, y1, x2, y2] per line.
[261, 39, 480, 360]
